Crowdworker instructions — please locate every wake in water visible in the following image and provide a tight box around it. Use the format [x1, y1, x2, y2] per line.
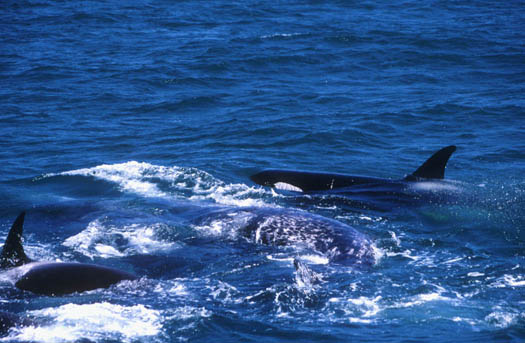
[1, 161, 523, 341]
[47, 161, 269, 207]
[5, 303, 162, 343]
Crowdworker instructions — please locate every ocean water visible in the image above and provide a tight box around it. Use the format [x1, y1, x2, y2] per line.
[1, 0, 524, 342]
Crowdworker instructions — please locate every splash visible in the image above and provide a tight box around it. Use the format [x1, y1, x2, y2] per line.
[47, 161, 269, 206]
[63, 219, 177, 258]
[3, 302, 162, 343]
[328, 295, 382, 324]
[293, 259, 323, 293]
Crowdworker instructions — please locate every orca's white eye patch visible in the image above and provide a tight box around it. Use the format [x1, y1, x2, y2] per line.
[274, 182, 303, 192]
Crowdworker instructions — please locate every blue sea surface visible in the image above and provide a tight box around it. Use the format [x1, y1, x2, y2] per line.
[1, 0, 524, 342]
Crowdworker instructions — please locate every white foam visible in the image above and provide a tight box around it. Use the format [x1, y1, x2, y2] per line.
[94, 244, 123, 257]
[329, 295, 382, 323]
[386, 249, 420, 261]
[48, 161, 270, 207]
[265, 254, 329, 265]
[348, 317, 373, 324]
[491, 274, 525, 288]
[451, 316, 479, 326]
[266, 254, 294, 263]
[371, 245, 385, 265]
[3, 302, 161, 343]
[485, 307, 519, 329]
[346, 296, 382, 318]
[63, 219, 177, 258]
[389, 231, 401, 246]
[300, 254, 330, 265]
[358, 214, 383, 222]
[132, 279, 192, 301]
[467, 272, 485, 277]
[165, 306, 211, 321]
[443, 257, 464, 264]
[504, 274, 525, 287]
[193, 210, 256, 239]
[189, 183, 269, 207]
[54, 161, 169, 198]
[396, 291, 453, 308]
[261, 32, 302, 39]
[206, 280, 242, 304]
[489, 274, 525, 288]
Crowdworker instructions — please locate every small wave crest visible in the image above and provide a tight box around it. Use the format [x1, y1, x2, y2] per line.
[46, 161, 270, 207]
[63, 219, 178, 258]
[328, 295, 383, 324]
[3, 302, 162, 343]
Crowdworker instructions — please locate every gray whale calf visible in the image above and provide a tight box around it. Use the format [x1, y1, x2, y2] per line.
[195, 207, 376, 265]
[0, 212, 137, 296]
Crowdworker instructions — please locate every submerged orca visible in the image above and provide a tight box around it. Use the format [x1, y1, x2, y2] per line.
[0, 212, 137, 296]
[250, 145, 457, 194]
[0, 311, 32, 336]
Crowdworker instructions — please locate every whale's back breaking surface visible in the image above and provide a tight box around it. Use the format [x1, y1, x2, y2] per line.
[1, 212, 137, 296]
[245, 208, 376, 264]
[14, 262, 137, 296]
[250, 145, 458, 194]
[196, 207, 376, 265]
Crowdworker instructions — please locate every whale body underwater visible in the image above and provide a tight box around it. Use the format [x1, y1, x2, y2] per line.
[0, 212, 137, 296]
[250, 145, 459, 206]
[194, 206, 376, 265]
[0, 310, 32, 336]
[196, 147, 458, 264]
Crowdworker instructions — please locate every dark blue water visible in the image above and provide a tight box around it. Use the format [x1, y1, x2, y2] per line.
[1, 0, 524, 342]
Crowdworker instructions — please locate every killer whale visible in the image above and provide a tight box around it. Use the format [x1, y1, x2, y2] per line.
[0, 311, 21, 336]
[250, 145, 457, 194]
[0, 311, 32, 336]
[194, 206, 376, 265]
[0, 212, 137, 296]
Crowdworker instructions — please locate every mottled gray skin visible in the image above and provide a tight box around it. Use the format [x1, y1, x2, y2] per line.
[196, 207, 376, 265]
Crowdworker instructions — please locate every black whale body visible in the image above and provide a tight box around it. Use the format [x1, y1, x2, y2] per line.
[194, 206, 376, 265]
[250, 145, 456, 192]
[0, 212, 137, 296]
[250, 145, 457, 207]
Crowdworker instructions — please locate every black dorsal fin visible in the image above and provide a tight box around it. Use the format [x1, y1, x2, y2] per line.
[0, 212, 32, 269]
[407, 145, 457, 180]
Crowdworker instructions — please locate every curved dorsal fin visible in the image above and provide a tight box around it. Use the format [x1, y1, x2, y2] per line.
[407, 145, 456, 180]
[0, 212, 32, 269]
